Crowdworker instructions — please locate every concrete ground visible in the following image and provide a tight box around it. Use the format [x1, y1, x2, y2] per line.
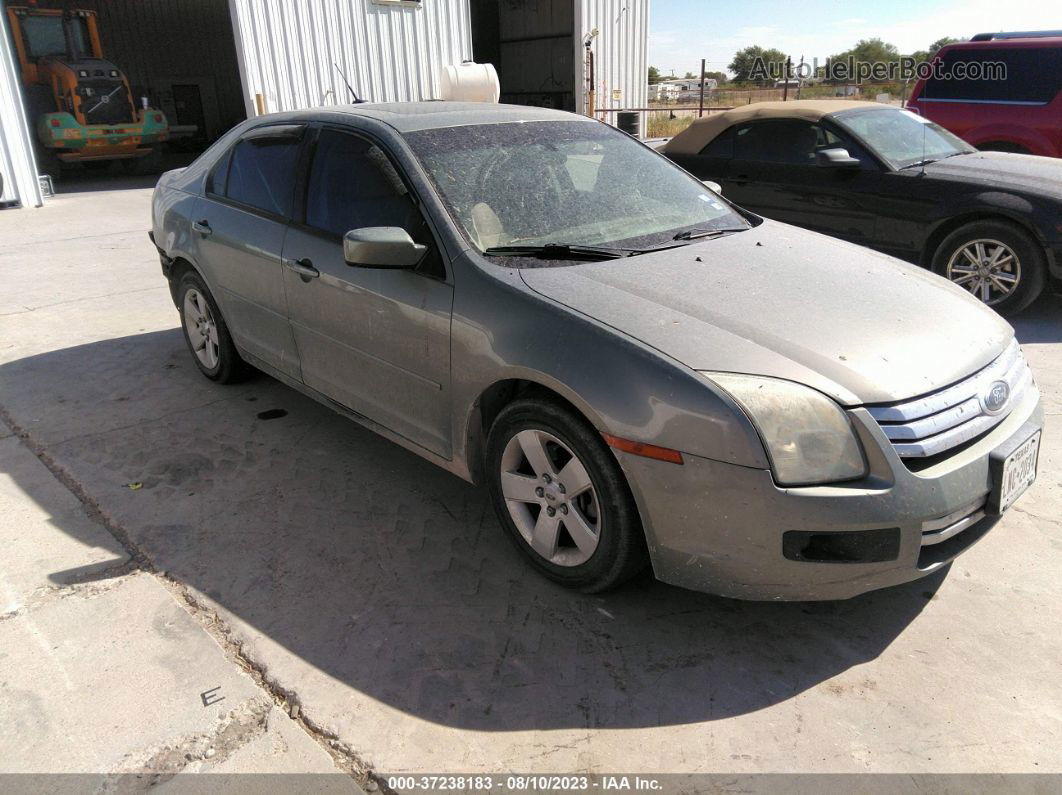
[0, 179, 1060, 783]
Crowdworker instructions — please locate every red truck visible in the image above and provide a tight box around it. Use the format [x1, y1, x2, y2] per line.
[907, 32, 1062, 158]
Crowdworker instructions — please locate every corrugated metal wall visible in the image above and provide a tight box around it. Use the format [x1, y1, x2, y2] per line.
[575, 0, 648, 126]
[228, 0, 473, 114]
[0, 8, 42, 209]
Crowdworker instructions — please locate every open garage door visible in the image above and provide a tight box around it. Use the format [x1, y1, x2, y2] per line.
[4, 0, 245, 186]
[470, 0, 576, 111]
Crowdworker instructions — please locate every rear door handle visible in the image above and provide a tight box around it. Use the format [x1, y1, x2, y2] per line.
[191, 219, 212, 236]
[284, 257, 320, 279]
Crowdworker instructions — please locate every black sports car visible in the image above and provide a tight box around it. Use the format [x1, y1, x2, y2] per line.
[661, 100, 1062, 315]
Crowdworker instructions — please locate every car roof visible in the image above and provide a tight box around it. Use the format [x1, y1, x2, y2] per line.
[662, 100, 884, 155]
[254, 101, 590, 133]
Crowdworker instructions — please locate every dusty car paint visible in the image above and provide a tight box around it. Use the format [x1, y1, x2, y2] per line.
[152, 102, 1043, 600]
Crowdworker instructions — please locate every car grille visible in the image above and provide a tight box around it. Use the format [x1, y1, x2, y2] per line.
[79, 79, 134, 126]
[866, 339, 1031, 460]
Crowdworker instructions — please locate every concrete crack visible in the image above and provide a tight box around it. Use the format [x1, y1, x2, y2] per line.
[100, 696, 273, 791]
[0, 403, 381, 792]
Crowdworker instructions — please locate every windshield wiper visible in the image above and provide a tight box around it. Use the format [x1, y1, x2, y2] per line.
[901, 152, 964, 170]
[672, 226, 749, 241]
[483, 243, 630, 261]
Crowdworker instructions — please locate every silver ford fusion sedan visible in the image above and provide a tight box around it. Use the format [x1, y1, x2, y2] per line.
[150, 102, 1043, 600]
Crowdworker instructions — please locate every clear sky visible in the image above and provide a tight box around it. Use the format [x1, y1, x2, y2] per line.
[650, 0, 1060, 76]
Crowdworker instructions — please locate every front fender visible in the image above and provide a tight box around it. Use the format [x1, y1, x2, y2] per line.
[448, 254, 770, 479]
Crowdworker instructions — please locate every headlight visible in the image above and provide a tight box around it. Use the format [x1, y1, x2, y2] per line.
[702, 373, 867, 486]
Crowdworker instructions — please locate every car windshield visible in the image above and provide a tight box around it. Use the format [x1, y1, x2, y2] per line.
[21, 15, 90, 59]
[833, 108, 975, 170]
[404, 120, 750, 257]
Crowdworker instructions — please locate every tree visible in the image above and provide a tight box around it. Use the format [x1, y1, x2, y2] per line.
[704, 70, 728, 85]
[683, 71, 697, 79]
[928, 36, 962, 55]
[909, 38, 964, 71]
[831, 38, 899, 65]
[729, 46, 788, 85]
[825, 38, 899, 82]
[647, 65, 662, 85]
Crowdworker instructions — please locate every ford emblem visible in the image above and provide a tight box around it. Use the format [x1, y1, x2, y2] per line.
[983, 380, 1010, 414]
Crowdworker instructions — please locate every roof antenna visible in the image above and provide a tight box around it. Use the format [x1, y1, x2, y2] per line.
[334, 62, 364, 103]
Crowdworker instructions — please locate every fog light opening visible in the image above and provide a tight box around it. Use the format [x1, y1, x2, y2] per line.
[782, 528, 900, 564]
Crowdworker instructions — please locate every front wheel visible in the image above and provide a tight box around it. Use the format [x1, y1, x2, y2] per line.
[931, 220, 1045, 315]
[486, 398, 648, 592]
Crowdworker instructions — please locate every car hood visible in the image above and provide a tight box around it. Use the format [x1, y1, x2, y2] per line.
[519, 220, 1013, 406]
[921, 151, 1062, 199]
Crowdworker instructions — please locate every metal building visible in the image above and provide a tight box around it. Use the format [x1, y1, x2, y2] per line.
[0, 0, 648, 210]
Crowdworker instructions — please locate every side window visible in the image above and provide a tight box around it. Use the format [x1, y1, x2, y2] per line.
[926, 47, 1062, 104]
[305, 129, 443, 276]
[225, 135, 301, 217]
[733, 120, 822, 165]
[699, 127, 734, 158]
[206, 147, 232, 196]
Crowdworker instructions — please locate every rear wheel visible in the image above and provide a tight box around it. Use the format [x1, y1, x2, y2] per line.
[176, 271, 250, 383]
[931, 220, 1045, 315]
[486, 398, 648, 592]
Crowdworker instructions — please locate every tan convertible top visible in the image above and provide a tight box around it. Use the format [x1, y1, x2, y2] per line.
[662, 100, 884, 155]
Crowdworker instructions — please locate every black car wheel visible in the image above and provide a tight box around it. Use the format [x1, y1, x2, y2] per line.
[932, 220, 1045, 315]
[486, 398, 648, 592]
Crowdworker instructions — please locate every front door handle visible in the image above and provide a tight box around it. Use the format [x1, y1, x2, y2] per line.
[191, 219, 212, 236]
[284, 257, 320, 279]
[732, 174, 749, 185]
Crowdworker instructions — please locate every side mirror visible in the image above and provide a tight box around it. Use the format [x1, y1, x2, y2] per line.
[702, 179, 723, 195]
[816, 148, 861, 168]
[343, 227, 426, 269]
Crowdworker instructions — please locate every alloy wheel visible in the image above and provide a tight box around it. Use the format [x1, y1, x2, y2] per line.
[499, 429, 601, 567]
[945, 238, 1021, 306]
[183, 288, 220, 370]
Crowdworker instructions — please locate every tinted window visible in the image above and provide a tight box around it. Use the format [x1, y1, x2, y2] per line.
[207, 147, 232, 196]
[225, 136, 301, 217]
[733, 120, 822, 165]
[22, 15, 89, 59]
[925, 47, 1062, 103]
[305, 130, 423, 238]
[699, 127, 733, 158]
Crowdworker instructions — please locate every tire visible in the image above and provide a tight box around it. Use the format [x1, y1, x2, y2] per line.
[486, 397, 649, 592]
[931, 219, 1046, 316]
[176, 270, 250, 383]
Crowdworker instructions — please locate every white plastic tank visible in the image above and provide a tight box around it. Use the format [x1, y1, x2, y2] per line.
[440, 61, 500, 103]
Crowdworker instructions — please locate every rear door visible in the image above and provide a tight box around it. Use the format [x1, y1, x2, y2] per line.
[281, 126, 454, 457]
[193, 125, 303, 379]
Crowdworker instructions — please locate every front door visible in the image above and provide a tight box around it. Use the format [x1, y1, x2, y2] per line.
[723, 118, 881, 247]
[281, 127, 454, 457]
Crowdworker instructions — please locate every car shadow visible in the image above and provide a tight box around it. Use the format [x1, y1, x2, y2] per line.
[1013, 291, 1062, 344]
[0, 329, 942, 731]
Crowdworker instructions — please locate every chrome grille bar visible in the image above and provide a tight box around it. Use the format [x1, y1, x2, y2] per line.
[866, 340, 1031, 459]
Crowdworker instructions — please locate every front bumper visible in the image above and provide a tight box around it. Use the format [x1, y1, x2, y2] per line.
[619, 384, 1043, 600]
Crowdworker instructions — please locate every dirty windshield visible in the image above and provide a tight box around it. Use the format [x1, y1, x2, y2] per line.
[405, 120, 749, 257]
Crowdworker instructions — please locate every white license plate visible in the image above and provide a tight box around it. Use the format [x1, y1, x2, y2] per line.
[999, 431, 1040, 513]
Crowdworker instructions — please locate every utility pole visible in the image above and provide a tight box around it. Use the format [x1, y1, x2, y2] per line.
[698, 58, 706, 117]
[796, 55, 804, 99]
[783, 56, 792, 100]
